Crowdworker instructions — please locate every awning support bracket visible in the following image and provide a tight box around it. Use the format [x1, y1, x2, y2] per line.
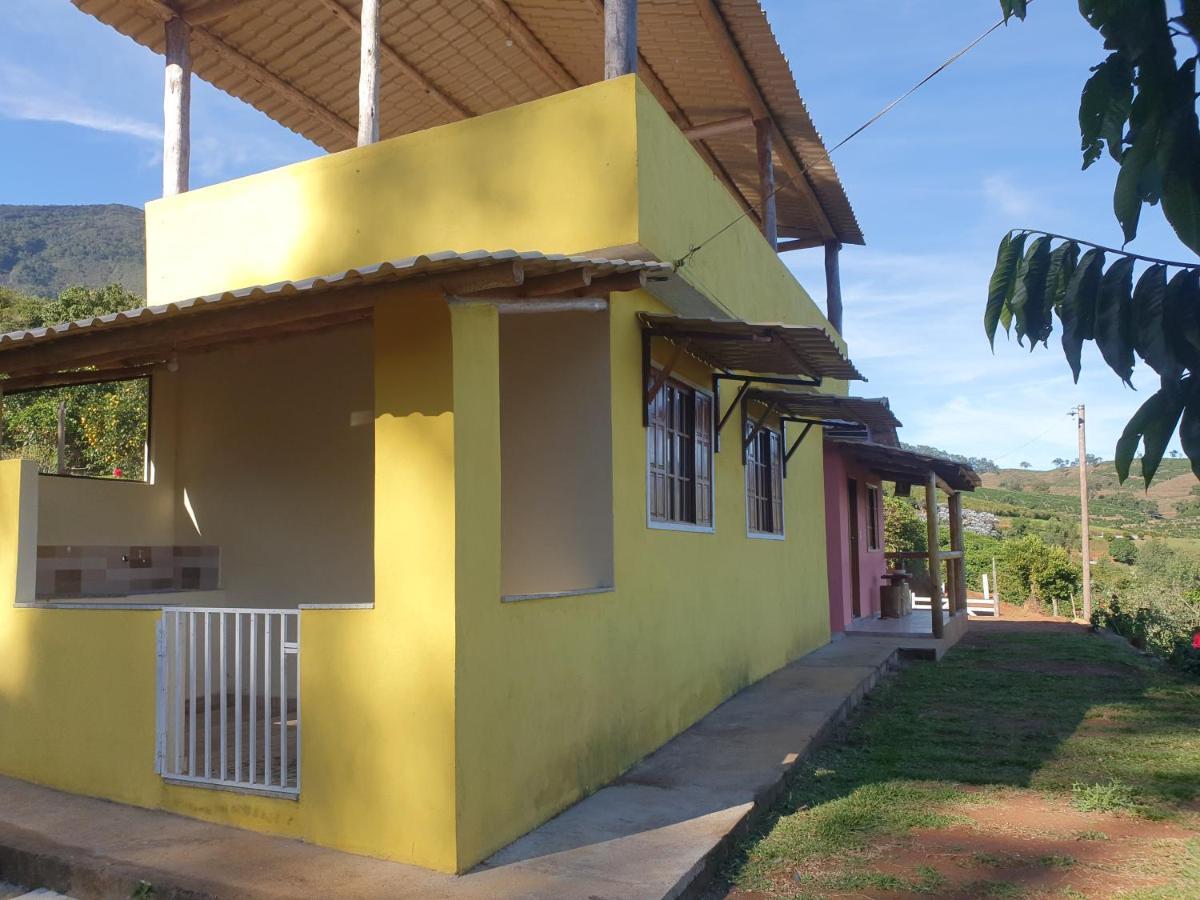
[710, 372, 820, 450]
[741, 397, 778, 465]
[642, 334, 690, 426]
[782, 422, 814, 478]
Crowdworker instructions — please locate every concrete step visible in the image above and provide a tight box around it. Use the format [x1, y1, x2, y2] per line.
[0, 887, 74, 900]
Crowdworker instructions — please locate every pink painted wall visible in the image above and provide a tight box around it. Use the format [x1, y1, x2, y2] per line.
[823, 444, 889, 632]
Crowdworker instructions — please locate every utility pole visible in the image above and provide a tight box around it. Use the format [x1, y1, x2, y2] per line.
[1072, 405, 1092, 622]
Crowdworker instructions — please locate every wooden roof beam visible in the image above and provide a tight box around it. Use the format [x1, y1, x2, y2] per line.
[179, 0, 262, 26]
[690, 0, 836, 241]
[475, 0, 576, 92]
[313, 0, 470, 121]
[579, 0, 757, 222]
[134, 0, 356, 142]
[682, 113, 754, 141]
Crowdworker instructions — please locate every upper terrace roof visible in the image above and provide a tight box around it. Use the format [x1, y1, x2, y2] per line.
[72, 0, 863, 249]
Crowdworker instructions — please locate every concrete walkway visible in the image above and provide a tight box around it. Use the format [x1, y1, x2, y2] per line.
[0, 635, 938, 900]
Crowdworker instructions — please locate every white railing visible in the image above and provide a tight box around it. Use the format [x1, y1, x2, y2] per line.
[157, 608, 300, 796]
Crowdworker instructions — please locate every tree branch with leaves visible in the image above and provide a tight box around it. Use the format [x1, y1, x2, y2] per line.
[987, 1, 1200, 486]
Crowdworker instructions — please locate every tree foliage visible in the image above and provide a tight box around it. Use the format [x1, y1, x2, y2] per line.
[0, 205, 143, 298]
[989, 2, 1200, 486]
[884, 494, 927, 555]
[1109, 535, 1140, 563]
[1, 284, 148, 479]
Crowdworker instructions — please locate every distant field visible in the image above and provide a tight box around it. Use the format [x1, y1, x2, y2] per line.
[971, 458, 1200, 548]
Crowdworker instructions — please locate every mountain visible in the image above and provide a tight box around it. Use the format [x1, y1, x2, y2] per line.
[0, 205, 145, 299]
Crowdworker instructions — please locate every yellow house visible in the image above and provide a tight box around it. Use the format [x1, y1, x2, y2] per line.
[0, 0, 875, 875]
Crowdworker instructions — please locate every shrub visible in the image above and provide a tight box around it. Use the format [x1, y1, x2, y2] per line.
[884, 495, 926, 555]
[1109, 537, 1138, 565]
[1093, 591, 1200, 677]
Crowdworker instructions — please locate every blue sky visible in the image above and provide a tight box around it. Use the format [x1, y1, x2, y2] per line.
[0, 0, 1191, 468]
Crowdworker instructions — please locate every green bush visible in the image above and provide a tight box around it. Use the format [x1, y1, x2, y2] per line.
[883, 495, 926, 555]
[1092, 590, 1200, 677]
[1109, 537, 1138, 565]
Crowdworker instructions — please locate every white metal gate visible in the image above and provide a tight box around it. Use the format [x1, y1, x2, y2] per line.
[157, 608, 300, 795]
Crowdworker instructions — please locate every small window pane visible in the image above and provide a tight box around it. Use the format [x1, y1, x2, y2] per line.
[647, 374, 713, 527]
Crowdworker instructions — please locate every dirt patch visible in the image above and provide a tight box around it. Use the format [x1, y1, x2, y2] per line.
[728, 793, 1192, 898]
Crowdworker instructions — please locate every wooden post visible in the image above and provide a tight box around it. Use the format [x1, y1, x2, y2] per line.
[926, 473, 944, 638]
[949, 491, 965, 616]
[755, 119, 777, 250]
[825, 241, 843, 334]
[1077, 404, 1092, 622]
[604, 0, 638, 79]
[163, 17, 191, 197]
[357, 0, 381, 146]
[56, 398, 67, 476]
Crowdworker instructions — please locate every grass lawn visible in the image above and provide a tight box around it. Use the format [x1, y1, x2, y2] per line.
[719, 623, 1200, 899]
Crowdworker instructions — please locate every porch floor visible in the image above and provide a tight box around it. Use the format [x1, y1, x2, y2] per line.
[0, 635, 907, 900]
[843, 611, 970, 658]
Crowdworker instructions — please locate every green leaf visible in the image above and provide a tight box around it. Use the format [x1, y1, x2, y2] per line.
[1046, 241, 1081, 318]
[985, 232, 1026, 348]
[1095, 255, 1136, 384]
[1060, 248, 1105, 382]
[1079, 53, 1133, 168]
[1131, 263, 1180, 379]
[999, 0, 1027, 21]
[1180, 396, 1200, 480]
[1163, 268, 1200, 372]
[1011, 236, 1053, 348]
[1113, 135, 1159, 245]
[1158, 60, 1200, 255]
[1115, 382, 1186, 486]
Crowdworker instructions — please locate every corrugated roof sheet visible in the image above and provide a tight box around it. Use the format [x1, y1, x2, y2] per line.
[0, 250, 671, 358]
[748, 390, 901, 433]
[639, 313, 864, 382]
[828, 438, 981, 492]
[71, 0, 862, 247]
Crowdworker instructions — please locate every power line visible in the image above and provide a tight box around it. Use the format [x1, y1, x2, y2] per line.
[675, 7, 1024, 269]
[991, 422, 1063, 463]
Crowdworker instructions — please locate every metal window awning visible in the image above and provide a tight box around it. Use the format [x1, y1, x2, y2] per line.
[738, 389, 901, 476]
[639, 313, 865, 383]
[828, 437, 981, 493]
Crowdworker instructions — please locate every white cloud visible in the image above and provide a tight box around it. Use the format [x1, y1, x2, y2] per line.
[0, 62, 160, 142]
[982, 173, 1039, 219]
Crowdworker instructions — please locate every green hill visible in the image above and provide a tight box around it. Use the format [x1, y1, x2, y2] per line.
[973, 458, 1200, 541]
[0, 205, 144, 299]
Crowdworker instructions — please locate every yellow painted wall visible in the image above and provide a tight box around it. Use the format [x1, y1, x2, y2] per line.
[36, 370, 177, 548]
[171, 326, 374, 608]
[2, 77, 847, 874]
[0, 297, 465, 873]
[634, 85, 829, 330]
[145, 82, 641, 304]
[452, 290, 831, 868]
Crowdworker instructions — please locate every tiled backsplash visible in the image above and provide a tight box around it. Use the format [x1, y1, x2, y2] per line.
[36, 545, 220, 599]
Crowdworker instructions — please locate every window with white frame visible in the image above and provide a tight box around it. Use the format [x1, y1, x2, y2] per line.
[647, 376, 713, 528]
[746, 426, 784, 536]
[866, 484, 882, 551]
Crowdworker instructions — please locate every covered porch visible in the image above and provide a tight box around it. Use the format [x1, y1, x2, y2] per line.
[825, 437, 980, 642]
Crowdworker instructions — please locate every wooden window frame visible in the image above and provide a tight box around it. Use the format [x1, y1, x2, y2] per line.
[745, 423, 785, 539]
[646, 371, 714, 532]
[865, 484, 882, 551]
